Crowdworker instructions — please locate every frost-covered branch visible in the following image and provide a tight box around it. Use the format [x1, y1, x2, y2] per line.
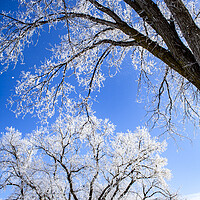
[1, 0, 200, 133]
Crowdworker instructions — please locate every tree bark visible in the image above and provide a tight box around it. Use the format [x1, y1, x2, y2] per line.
[164, 0, 200, 66]
[123, 0, 200, 90]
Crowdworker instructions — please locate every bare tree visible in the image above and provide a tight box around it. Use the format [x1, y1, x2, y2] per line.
[0, 0, 200, 133]
[0, 111, 177, 199]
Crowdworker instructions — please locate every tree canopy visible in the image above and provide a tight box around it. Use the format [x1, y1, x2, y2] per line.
[1, 0, 200, 133]
[1, 0, 200, 198]
[0, 110, 175, 199]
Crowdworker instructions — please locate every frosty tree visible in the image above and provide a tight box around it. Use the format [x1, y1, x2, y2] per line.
[0, 111, 176, 199]
[0, 0, 200, 132]
[1, 1, 196, 198]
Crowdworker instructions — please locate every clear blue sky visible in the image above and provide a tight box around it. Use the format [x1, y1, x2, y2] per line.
[0, 0, 200, 198]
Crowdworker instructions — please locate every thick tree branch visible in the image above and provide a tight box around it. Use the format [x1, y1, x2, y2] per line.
[123, 0, 200, 89]
[88, 0, 123, 23]
[123, 0, 195, 63]
[164, 0, 200, 66]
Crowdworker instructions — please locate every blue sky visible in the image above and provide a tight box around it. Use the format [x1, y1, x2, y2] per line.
[0, 0, 200, 198]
